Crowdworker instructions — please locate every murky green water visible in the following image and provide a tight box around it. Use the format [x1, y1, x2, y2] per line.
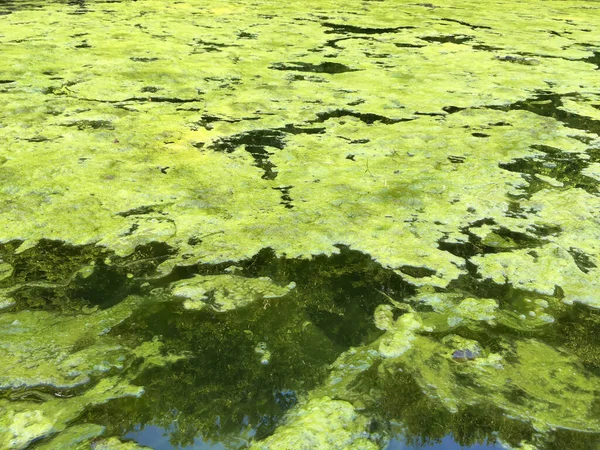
[1, 0, 600, 449]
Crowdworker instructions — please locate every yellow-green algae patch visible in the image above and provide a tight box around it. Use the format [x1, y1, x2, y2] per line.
[171, 274, 294, 312]
[249, 396, 377, 450]
[0, 0, 599, 292]
[0, 295, 183, 448]
[0, 296, 141, 389]
[1, 0, 600, 447]
[35, 423, 105, 450]
[270, 297, 600, 448]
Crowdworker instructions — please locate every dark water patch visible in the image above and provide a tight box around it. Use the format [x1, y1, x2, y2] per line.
[279, 123, 326, 135]
[438, 239, 481, 260]
[442, 105, 465, 114]
[272, 185, 294, 209]
[582, 50, 600, 69]
[0, 79, 15, 84]
[22, 135, 52, 142]
[471, 132, 490, 138]
[237, 31, 257, 39]
[415, 111, 445, 117]
[439, 18, 492, 30]
[84, 302, 324, 446]
[117, 204, 165, 217]
[0, 0, 45, 12]
[537, 303, 600, 375]
[61, 119, 114, 130]
[420, 34, 473, 44]
[487, 227, 543, 249]
[364, 51, 393, 60]
[448, 155, 466, 163]
[471, 44, 504, 51]
[130, 57, 159, 62]
[59, 93, 202, 105]
[499, 144, 598, 196]
[190, 114, 262, 131]
[286, 73, 329, 83]
[527, 223, 562, 238]
[0, 239, 174, 312]
[79, 246, 411, 447]
[488, 92, 600, 136]
[378, 371, 535, 450]
[322, 37, 353, 50]
[394, 42, 426, 48]
[208, 128, 285, 180]
[189, 38, 240, 53]
[123, 96, 202, 104]
[438, 221, 544, 263]
[399, 265, 436, 278]
[74, 40, 92, 48]
[158, 246, 414, 341]
[242, 246, 413, 347]
[270, 61, 359, 74]
[322, 22, 414, 34]
[83, 297, 336, 447]
[312, 108, 410, 125]
[140, 85, 160, 93]
[494, 54, 540, 65]
[567, 247, 597, 274]
[210, 129, 285, 153]
[207, 125, 325, 179]
[504, 200, 528, 219]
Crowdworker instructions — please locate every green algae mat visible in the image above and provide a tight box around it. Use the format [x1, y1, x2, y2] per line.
[1, 0, 600, 448]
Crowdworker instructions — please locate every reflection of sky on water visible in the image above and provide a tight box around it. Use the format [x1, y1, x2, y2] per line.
[386, 435, 506, 450]
[126, 425, 227, 450]
[127, 425, 506, 450]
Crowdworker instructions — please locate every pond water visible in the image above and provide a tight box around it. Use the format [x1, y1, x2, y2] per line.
[126, 425, 505, 449]
[1, 0, 600, 449]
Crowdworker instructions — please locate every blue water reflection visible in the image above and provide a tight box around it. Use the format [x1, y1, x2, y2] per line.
[127, 425, 506, 449]
[126, 425, 227, 450]
[386, 435, 506, 449]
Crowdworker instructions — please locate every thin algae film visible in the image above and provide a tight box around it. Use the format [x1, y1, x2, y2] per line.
[0, 0, 600, 449]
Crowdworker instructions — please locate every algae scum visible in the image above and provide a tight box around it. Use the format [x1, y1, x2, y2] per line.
[1, 0, 600, 448]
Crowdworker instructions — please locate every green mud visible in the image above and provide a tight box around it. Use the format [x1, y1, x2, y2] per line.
[1, 0, 600, 448]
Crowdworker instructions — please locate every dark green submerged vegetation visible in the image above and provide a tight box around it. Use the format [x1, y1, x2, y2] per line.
[1, 0, 600, 448]
[1, 241, 600, 449]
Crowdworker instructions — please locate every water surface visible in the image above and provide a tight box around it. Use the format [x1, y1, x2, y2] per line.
[1, 1, 600, 449]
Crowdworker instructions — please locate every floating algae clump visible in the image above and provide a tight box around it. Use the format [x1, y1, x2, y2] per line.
[0, 296, 143, 390]
[0, 0, 599, 290]
[0, 295, 183, 448]
[171, 274, 294, 312]
[1, 0, 600, 448]
[34, 423, 106, 450]
[249, 396, 378, 450]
